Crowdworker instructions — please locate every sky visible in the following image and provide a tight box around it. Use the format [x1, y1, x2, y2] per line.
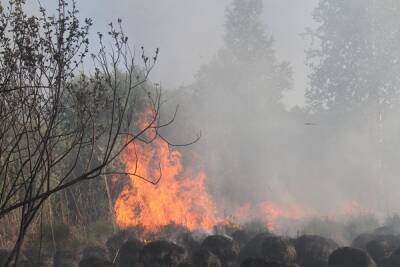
[41, 0, 319, 109]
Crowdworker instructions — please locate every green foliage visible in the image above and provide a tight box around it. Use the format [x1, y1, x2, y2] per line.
[0, 0, 161, 262]
[225, 0, 271, 62]
[163, 0, 293, 207]
[306, 0, 400, 112]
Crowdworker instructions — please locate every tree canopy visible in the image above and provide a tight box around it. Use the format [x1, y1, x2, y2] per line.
[306, 0, 400, 113]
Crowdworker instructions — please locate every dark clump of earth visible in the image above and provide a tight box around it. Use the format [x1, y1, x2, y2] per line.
[9, 222, 400, 267]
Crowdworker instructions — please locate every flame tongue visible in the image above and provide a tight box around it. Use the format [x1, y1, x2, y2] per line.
[114, 112, 312, 235]
[259, 201, 310, 229]
[231, 201, 310, 231]
[114, 115, 218, 233]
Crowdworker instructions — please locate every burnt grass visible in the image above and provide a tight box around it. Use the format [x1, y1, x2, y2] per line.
[5, 218, 400, 267]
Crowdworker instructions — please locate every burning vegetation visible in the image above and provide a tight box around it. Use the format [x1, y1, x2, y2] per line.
[3, 0, 400, 266]
[114, 111, 218, 233]
[112, 110, 314, 236]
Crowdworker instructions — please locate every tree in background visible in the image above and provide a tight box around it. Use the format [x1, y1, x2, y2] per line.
[225, 0, 272, 63]
[306, 0, 400, 113]
[305, 0, 400, 211]
[165, 0, 293, 208]
[195, 0, 292, 108]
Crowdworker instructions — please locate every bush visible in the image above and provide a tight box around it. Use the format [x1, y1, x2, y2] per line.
[42, 223, 71, 243]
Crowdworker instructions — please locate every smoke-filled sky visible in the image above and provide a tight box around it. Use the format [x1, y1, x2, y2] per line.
[24, 0, 400, 239]
[37, 0, 318, 108]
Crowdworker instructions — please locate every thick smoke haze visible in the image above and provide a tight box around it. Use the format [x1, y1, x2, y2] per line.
[31, 0, 400, 237]
[9, 1, 400, 263]
[79, 1, 400, 222]
[34, 0, 317, 108]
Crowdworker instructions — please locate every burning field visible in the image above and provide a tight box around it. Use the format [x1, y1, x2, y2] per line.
[5, 0, 400, 266]
[111, 110, 382, 241]
[82, 112, 400, 267]
[104, 139, 400, 267]
[114, 133, 218, 233]
[112, 111, 316, 237]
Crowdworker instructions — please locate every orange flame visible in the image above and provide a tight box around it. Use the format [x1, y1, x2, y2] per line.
[114, 111, 218, 233]
[259, 201, 309, 229]
[114, 111, 318, 234]
[231, 202, 310, 230]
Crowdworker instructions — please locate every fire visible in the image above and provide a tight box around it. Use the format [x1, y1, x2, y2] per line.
[114, 111, 315, 234]
[114, 111, 218, 233]
[230, 202, 310, 230]
[259, 201, 310, 229]
[341, 200, 365, 216]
